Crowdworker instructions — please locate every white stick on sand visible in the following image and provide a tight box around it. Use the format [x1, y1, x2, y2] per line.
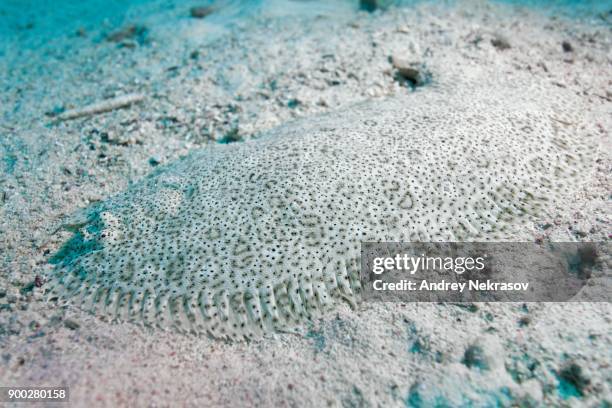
[56, 93, 145, 121]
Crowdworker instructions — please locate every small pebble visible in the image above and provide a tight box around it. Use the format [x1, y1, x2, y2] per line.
[491, 35, 511, 50]
[360, 0, 380, 12]
[462, 336, 504, 371]
[64, 319, 80, 330]
[390, 54, 427, 86]
[44, 105, 66, 117]
[106, 24, 147, 44]
[573, 229, 587, 238]
[519, 316, 531, 327]
[190, 6, 214, 19]
[463, 345, 489, 370]
[562, 41, 574, 52]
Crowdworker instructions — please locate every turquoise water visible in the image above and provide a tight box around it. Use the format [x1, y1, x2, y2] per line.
[1, 0, 610, 51]
[499, 0, 611, 13]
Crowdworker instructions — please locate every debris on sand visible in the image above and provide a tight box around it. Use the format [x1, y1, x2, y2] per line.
[462, 337, 504, 372]
[463, 344, 489, 370]
[148, 156, 162, 167]
[217, 127, 242, 144]
[491, 35, 511, 50]
[105, 24, 148, 45]
[562, 40, 574, 52]
[63, 319, 80, 330]
[390, 54, 428, 87]
[360, 0, 380, 12]
[190, 6, 214, 19]
[55, 93, 145, 122]
[360, 0, 391, 12]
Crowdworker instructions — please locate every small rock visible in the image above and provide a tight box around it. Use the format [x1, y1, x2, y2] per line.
[149, 156, 161, 167]
[64, 319, 80, 330]
[44, 105, 66, 117]
[518, 316, 531, 327]
[217, 128, 242, 144]
[573, 229, 588, 238]
[454, 303, 478, 313]
[118, 41, 137, 50]
[106, 24, 148, 44]
[190, 6, 214, 19]
[463, 345, 489, 370]
[562, 41, 574, 53]
[100, 131, 139, 146]
[390, 55, 427, 87]
[0, 288, 6, 298]
[491, 35, 511, 50]
[360, 0, 380, 12]
[462, 336, 504, 371]
[396, 26, 411, 34]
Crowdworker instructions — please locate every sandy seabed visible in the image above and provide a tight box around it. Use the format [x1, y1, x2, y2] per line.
[0, 0, 611, 406]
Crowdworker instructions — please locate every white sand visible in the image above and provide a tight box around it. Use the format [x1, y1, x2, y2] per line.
[0, 0, 610, 406]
